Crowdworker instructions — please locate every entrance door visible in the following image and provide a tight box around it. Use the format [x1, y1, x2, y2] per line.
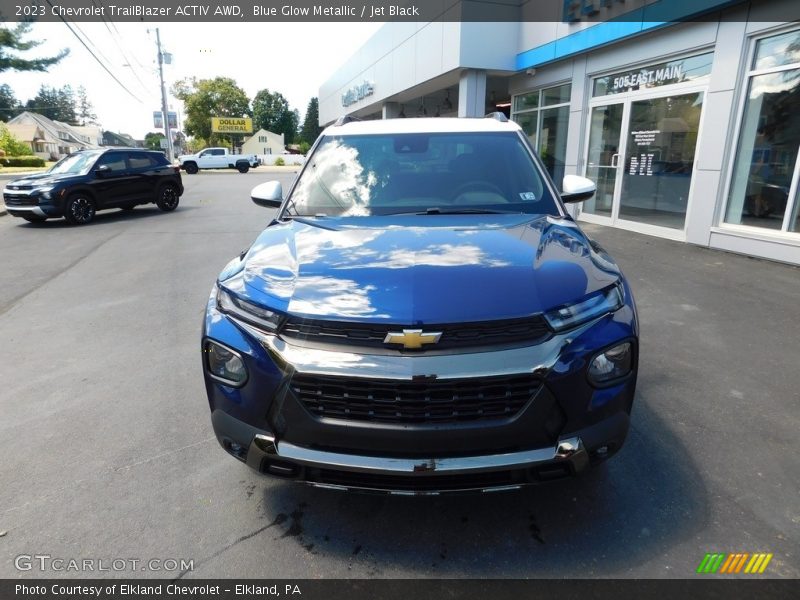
[583, 103, 625, 219]
[580, 89, 705, 235]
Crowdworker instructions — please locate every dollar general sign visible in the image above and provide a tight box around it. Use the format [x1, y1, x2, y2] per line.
[211, 117, 253, 134]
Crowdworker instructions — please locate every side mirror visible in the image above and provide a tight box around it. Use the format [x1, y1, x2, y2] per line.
[561, 175, 596, 203]
[94, 165, 111, 177]
[251, 181, 283, 208]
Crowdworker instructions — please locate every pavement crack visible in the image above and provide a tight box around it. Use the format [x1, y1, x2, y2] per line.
[112, 437, 216, 472]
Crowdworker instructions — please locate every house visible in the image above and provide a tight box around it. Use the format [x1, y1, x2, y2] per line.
[101, 131, 141, 148]
[240, 129, 285, 157]
[8, 111, 98, 158]
[4, 122, 60, 159]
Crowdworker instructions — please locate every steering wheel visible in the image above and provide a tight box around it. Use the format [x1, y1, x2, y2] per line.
[450, 180, 507, 203]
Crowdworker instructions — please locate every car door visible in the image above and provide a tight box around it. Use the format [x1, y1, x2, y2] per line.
[210, 148, 228, 168]
[196, 149, 213, 169]
[126, 152, 160, 202]
[89, 151, 136, 208]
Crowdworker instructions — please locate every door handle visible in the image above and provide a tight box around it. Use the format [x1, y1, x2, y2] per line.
[611, 154, 620, 168]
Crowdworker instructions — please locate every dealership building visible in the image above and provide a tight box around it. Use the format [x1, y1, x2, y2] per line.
[319, 0, 800, 265]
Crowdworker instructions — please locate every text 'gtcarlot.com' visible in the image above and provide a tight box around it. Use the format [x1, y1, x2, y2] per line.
[14, 554, 193, 572]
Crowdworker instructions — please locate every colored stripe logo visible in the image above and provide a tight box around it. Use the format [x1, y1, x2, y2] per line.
[697, 553, 773, 574]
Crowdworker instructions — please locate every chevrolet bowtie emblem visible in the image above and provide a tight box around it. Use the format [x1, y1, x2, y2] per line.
[383, 329, 442, 349]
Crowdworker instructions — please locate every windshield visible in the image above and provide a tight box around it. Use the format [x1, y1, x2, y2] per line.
[48, 152, 102, 175]
[287, 132, 559, 217]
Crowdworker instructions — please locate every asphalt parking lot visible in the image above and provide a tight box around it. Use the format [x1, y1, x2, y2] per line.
[0, 169, 798, 579]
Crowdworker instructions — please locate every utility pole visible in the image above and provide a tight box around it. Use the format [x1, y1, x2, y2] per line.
[156, 28, 174, 162]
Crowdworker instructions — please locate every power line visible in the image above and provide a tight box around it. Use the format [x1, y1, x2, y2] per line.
[91, 0, 154, 96]
[43, 0, 145, 104]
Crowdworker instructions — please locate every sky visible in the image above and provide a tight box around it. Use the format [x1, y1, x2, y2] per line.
[3, 21, 382, 138]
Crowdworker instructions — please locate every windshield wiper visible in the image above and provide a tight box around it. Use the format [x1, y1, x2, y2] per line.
[385, 207, 525, 216]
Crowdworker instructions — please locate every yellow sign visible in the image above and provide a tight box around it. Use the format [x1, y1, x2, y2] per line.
[211, 117, 253, 134]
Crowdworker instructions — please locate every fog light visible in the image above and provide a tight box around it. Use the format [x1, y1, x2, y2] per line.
[588, 342, 632, 385]
[205, 340, 247, 386]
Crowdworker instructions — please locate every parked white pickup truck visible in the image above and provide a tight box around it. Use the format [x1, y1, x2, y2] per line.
[178, 148, 261, 174]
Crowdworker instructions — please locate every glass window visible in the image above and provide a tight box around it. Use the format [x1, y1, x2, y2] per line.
[512, 84, 572, 187]
[725, 61, 800, 231]
[95, 152, 127, 172]
[593, 53, 713, 97]
[542, 84, 571, 106]
[128, 153, 156, 169]
[513, 92, 539, 112]
[753, 29, 800, 71]
[287, 132, 558, 217]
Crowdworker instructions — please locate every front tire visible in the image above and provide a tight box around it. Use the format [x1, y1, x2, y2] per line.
[64, 194, 96, 225]
[156, 183, 180, 212]
[184, 162, 198, 175]
[237, 163, 249, 173]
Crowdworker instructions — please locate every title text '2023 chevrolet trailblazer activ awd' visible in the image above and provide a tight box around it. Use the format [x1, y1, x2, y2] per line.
[202, 114, 638, 494]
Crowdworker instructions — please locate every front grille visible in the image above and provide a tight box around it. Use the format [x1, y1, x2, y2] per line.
[3, 195, 38, 206]
[290, 373, 541, 425]
[280, 315, 551, 351]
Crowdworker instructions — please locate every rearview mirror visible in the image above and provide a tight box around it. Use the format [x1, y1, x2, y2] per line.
[251, 181, 283, 208]
[561, 175, 596, 203]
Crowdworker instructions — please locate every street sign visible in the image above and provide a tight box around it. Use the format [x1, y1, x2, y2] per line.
[153, 111, 178, 129]
[159, 138, 169, 149]
[211, 117, 253, 134]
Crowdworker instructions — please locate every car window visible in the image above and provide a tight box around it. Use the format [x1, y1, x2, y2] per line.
[211, 149, 225, 156]
[288, 132, 557, 217]
[128, 153, 156, 169]
[95, 153, 128, 172]
[48, 152, 103, 175]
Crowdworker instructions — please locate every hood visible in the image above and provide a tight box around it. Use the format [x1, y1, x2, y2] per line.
[223, 215, 621, 324]
[6, 172, 81, 188]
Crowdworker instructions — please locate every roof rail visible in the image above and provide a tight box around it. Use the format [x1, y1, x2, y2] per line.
[484, 111, 508, 122]
[333, 115, 362, 126]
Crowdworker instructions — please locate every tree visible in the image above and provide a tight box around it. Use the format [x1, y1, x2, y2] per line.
[299, 97, 322, 145]
[0, 122, 31, 156]
[76, 86, 97, 125]
[252, 89, 299, 145]
[172, 77, 250, 145]
[144, 132, 166, 150]
[25, 85, 77, 123]
[0, 23, 68, 73]
[0, 84, 21, 122]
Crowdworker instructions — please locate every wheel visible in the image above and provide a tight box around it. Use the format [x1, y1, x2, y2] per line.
[22, 214, 47, 223]
[184, 162, 198, 174]
[155, 183, 180, 212]
[63, 194, 96, 225]
[237, 163, 249, 173]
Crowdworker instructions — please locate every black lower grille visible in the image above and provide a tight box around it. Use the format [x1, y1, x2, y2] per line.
[290, 373, 541, 425]
[280, 315, 551, 351]
[4, 195, 38, 206]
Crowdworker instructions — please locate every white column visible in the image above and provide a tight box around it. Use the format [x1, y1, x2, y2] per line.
[382, 102, 401, 119]
[458, 69, 487, 118]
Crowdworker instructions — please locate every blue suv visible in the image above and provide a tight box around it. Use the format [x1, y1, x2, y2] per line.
[202, 115, 638, 494]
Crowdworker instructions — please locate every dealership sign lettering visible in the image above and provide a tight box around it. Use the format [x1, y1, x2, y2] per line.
[612, 64, 684, 92]
[341, 81, 375, 107]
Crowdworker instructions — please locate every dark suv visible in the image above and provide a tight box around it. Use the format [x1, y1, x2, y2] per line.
[2, 148, 184, 225]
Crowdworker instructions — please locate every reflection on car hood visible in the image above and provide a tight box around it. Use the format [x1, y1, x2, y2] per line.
[6, 172, 83, 187]
[223, 214, 622, 324]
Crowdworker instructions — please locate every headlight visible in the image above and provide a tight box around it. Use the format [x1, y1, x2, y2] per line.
[544, 284, 623, 332]
[216, 285, 282, 332]
[205, 340, 247, 386]
[33, 185, 55, 199]
[588, 342, 633, 385]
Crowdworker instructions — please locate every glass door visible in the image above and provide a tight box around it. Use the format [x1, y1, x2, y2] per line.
[618, 92, 704, 230]
[583, 103, 625, 218]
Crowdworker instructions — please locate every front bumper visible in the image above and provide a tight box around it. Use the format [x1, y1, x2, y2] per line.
[212, 408, 629, 494]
